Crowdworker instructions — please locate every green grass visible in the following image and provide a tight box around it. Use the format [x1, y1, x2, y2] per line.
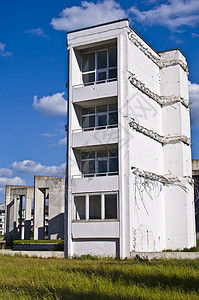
[0, 256, 199, 299]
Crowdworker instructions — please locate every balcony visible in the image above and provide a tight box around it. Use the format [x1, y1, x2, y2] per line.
[72, 80, 117, 103]
[71, 175, 119, 193]
[72, 125, 118, 147]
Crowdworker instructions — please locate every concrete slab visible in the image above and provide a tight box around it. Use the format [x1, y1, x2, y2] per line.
[131, 252, 199, 260]
[0, 250, 64, 258]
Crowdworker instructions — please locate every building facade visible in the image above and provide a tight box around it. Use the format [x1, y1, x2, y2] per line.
[192, 159, 199, 239]
[66, 19, 196, 258]
[0, 203, 5, 237]
[5, 176, 65, 241]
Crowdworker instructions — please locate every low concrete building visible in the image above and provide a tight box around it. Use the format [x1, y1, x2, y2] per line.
[192, 159, 199, 238]
[5, 185, 34, 240]
[5, 176, 65, 241]
[34, 176, 65, 240]
[0, 203, 5, 237]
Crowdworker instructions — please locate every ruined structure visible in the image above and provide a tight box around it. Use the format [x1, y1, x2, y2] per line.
[66, 19, 196, 258]
[34, 176, 65, 240]
[0, 203, 5, 236]
[5, 176, 65, 240]
[5, 185, 34, 240]
[192, 159, 199, 238]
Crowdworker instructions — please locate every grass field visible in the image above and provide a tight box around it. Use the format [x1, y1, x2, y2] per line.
[0, 256, 199, 299]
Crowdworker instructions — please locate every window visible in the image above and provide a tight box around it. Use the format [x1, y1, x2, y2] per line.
[81, 149, 118, 177]
[74, 196, 86, 220]
[73, 193, 118, 221]
[82, 47, 117, 85]
[89, 195, 101, 219]
[105, 194, 117, 219]
[82, 103, 118, 131]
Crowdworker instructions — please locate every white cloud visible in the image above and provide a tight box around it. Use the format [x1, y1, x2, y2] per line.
[11, 160, 66, 177]
[33, 92, 67, 116]
[189, 81, 199, 127]
[0, 42, 12, 57]
[192, 32, 199, 38]
[57, 137, 67, 146]
[51, 0, 126, 31]
[0, 168, 12, 177]
[129, 0, 199, 30]
[39, 133, 57, 137]
[0, 177, 25, 186]
[25, 28, 49, 38]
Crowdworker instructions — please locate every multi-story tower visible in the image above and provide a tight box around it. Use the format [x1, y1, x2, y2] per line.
[66, 19, 196, 258]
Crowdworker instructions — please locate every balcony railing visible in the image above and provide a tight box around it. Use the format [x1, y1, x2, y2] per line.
[72, 124, 118, 133]
[72, 171, 118, 179]
[72, 77, 117, 88]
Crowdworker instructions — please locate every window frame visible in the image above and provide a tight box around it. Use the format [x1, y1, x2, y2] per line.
[81, 103, 118, 131]
[73, 192, 118, 221]
[81, 149, 118, 177]
[81, 47, 117, 85]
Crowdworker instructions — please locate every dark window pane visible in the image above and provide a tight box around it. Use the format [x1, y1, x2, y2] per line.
[109, 150, 118, 157]
[74, 196, 85, 220]
[97, 150, 108, 158]
[98, 115, 107, 127]
[88, 152, 95, 159]
[89, 160, 95, 173]
[109, 68, 117, 80]
[82, 53, 95, 72]
[97, 71, 106, 82]
[98, 160, 107, 174]
[109, 112, 118, 125]
[109, 157, 118, 172]
[82, 160, 95, 174]
[109, 103, 117, 111]
[82, 161, 89, 174]
[105, 194, 117, 219]
[83, 73, 95, 84]
[97, 105, 107, 113]
[89, 116, 95, 128]
[82, 151, 95, 159]
[82, 107, 95, 115]
[109, 48, 117, 68]
[89, 195, 101, 219]
[82, 115, 95, 129]
[97, 50, 107, 69]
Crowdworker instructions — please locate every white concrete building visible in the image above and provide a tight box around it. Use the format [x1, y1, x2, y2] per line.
[0, 203, 5, 237]
[66, 19, 196, 258]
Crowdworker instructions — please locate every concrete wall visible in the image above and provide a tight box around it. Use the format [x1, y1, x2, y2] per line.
[5, 185, 34, 240]
[192, 159, 199, 237]
[66, 19, 195, 258]
[34, 176, 65, 240]
[5, 177, 65, 241]
[0, 203, 5, 236]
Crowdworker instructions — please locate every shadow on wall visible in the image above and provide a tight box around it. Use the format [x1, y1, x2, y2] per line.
[37, 213, 64, 240]
[48, 213, 64, 240]
[6, 200, 17, 240]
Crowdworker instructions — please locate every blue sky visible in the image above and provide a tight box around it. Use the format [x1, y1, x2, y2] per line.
[0, 0, 199, 202]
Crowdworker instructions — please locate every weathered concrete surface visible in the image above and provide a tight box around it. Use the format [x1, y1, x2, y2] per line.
[34, 176, 65, 240]
[5, 185, 34, 240]
[131, 252, 199, 260]
[0, 250, 64, 258]
[66, 19, 195, 258]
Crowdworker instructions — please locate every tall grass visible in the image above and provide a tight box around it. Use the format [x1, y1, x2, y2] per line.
[0, 256, 198, 299]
